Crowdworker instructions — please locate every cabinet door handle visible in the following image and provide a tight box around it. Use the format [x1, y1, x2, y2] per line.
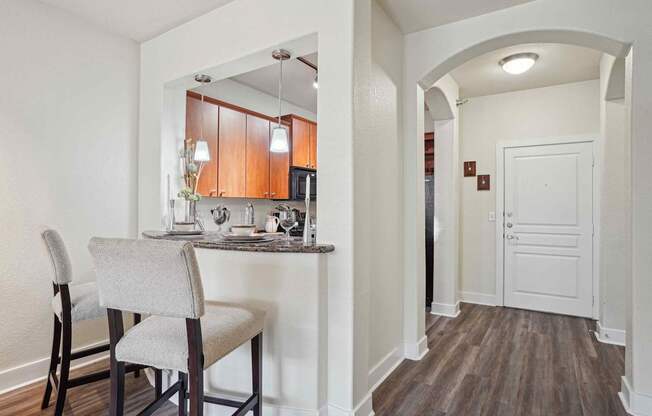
[270, 192, 276, 196]
[219, 190, 226, 196]
[209, 189, 217, 197]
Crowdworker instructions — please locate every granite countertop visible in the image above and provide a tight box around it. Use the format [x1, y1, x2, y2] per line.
[142, 231, 335, 254]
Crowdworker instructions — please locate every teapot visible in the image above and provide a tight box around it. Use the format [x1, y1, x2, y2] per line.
[265, 215, 280, 233]
[210, 205, 230, 231]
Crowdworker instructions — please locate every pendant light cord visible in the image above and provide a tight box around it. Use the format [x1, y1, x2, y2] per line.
[278, 57, 283, 127]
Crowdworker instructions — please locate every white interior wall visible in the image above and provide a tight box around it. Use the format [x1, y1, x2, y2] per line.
[458, 80, 600, 301]
[598, 54, 629, 340]
[430, 76, 460, 316]
[0, 0, 139, 391]
[366, 0, 404, 388]
[138, 0, 379, 412]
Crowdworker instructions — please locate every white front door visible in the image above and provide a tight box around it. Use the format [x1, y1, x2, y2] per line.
[503, 142, 594, 318]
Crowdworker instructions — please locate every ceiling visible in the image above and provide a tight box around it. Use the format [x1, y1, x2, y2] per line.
[450, 43, 602, 98]
[38, 0, 236, 41]
[228, 53, 318, 114]
[377, 0, 535, 34]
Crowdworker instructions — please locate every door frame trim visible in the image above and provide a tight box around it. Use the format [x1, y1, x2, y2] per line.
[495, 135, 599, 319]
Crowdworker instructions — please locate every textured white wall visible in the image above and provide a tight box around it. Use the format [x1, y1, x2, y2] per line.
[366, 0, 404, 385]
[431, 76, 460, 314]
[598, 54, 629, 336]
[139, 0, 367, 411]
[459, 80, 600, 297]
[0, 0, 139, 389]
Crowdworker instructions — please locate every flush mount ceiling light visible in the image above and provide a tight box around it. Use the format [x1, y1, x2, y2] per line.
[270, 49, 291, 153]
[499, 53, 539, 75]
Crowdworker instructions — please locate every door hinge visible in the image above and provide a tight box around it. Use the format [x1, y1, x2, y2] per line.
[592, 223, 595, 236]
[592, 295, 595, 306]
[592, 155, 595, 167]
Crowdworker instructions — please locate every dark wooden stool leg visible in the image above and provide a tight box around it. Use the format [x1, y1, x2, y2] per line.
[53, 316, 71, 416]
[108, 309, 125, 416]
[186, 319, 204, 416]
[41, 314, 61, 409]
[155, 368, 162, 399]
[252, 333, 263, 416]
[133, 313, 141, 378]
[178, 372, 187, 416]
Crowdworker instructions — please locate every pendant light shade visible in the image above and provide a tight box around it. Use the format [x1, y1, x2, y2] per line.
[270, 126, 289, 153]
[271, 49, 291, 153]
[193, 140, 210, 161]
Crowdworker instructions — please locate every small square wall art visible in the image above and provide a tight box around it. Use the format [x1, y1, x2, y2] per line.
[477, 175, 490, 191]
[464, 161, 476, 177]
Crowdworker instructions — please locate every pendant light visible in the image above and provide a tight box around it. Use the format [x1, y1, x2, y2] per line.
[193, 74, 213, 162]
[270, 49, 291, 153]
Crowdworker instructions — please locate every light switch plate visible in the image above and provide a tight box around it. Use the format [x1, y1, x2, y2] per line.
[488, 211, 496, 222]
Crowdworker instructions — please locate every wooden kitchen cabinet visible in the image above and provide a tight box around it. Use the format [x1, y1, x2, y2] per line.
[185, 91, 294, 200]
[290, 116, 311, 168]
[284, 114, 317, 169]
[245, 115, 270, 198]
[309, 122, 317, 169]
[186, 94, 219, 197]
[218, 106, 247, 197]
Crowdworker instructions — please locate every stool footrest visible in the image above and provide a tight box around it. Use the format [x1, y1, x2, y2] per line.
[137, 380, 182, 416]
[204, 393, 259, 416]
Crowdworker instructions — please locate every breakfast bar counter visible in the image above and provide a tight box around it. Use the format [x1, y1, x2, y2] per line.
[141, 230, 331, 415]
[142, 230, 334, 253]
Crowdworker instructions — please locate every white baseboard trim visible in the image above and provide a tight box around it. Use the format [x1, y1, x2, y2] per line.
[327, 395, 374, 416]
[458, 291, 497, 306]
[595, 321, 626, 346]
[403, 335, 428, 361]
[620, 376, 652, 415]
[0, 339, 109, 395]
[430, 301, 460, 318]
[368, 347, 403, 391]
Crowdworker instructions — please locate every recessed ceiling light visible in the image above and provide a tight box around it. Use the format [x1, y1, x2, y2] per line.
[499, 53, 539, 75]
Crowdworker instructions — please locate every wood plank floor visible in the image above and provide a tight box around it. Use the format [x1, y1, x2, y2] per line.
[0, 361, 177, 416]
[373, 303, 627, 416]
[0, 304, 627, 415]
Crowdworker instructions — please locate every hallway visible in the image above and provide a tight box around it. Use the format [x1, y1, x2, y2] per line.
[373, 304, 626, 416]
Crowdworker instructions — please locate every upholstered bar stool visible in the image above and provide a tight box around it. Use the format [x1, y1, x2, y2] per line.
[89, 237, 265, 416]
[40, 229, 148, 415]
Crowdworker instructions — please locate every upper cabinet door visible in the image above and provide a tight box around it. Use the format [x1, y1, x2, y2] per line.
[186, 95, 218, 197]
[245, 115, 270, 198]
[270, 124, 290, 200]
[309, 122, 317, 169]
[291, 117, 311, 168]
[218, 107, 247, 198]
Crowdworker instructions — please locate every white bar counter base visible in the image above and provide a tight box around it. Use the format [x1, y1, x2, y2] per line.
[143, 233, 332, 416]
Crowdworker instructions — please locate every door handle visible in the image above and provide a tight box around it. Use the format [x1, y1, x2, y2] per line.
[506, 234, 519, 240]
[506, 222, 513, 228]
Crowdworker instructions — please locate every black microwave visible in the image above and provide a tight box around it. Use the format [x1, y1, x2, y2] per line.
[290, 168, 317, 200]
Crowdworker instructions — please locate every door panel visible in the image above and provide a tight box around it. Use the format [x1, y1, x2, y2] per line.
[503, 142, 593, 317]
[245, 115, 270, 198]
[309, 122, 317, 169]
[186, 95, 218, 197]
[291, 118, 310, 168]
[218, 107, 246, 197]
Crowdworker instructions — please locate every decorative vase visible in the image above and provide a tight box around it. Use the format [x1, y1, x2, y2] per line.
[184, 200, 196, 224]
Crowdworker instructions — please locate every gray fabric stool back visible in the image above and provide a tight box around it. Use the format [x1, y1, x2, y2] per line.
[89, 237, 264, 416]
[42, 229, 73, 285]
[40, 229, 117, 415]
[89, 238, 205, 319]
